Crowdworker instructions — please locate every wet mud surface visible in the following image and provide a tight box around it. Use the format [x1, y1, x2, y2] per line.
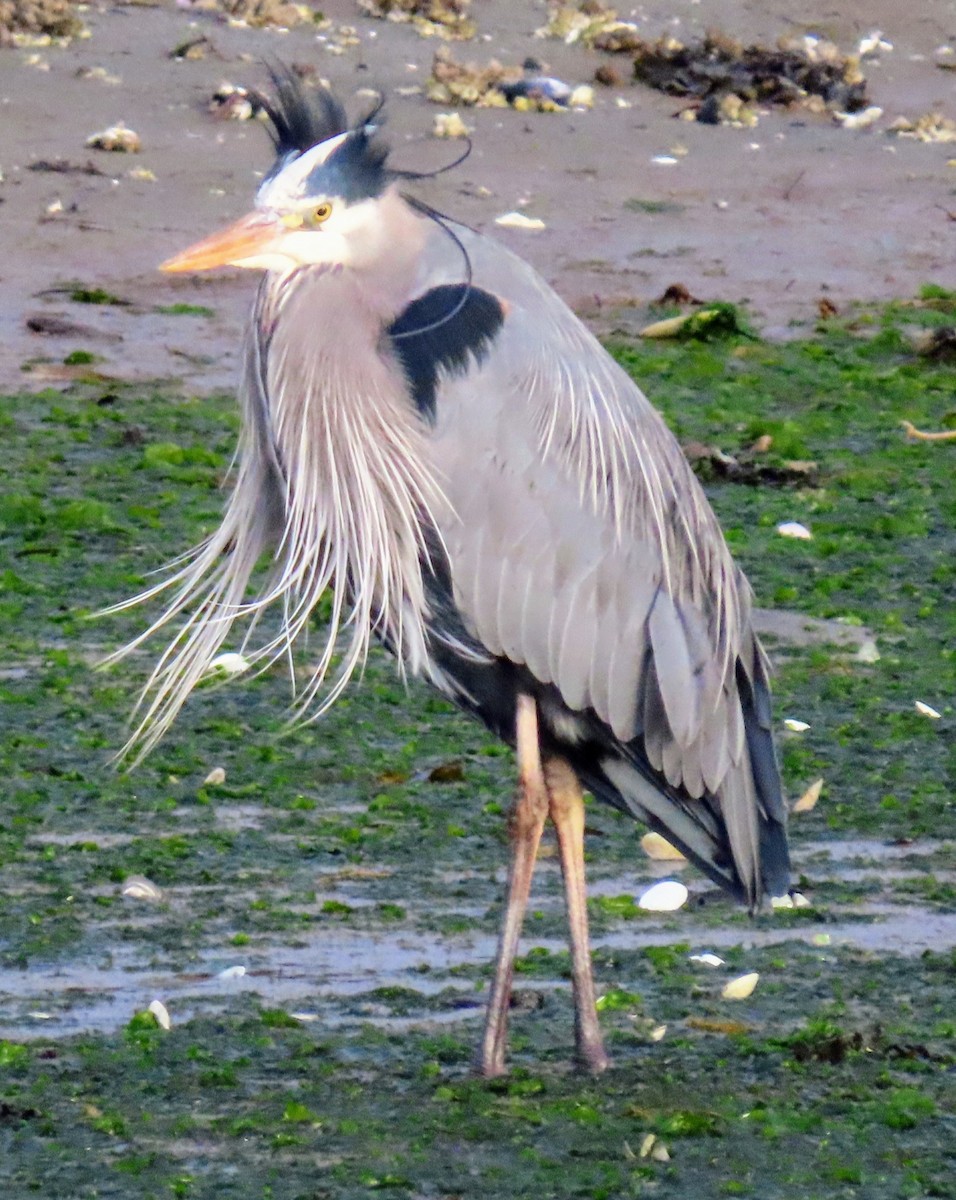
[1, 0, 955, 389]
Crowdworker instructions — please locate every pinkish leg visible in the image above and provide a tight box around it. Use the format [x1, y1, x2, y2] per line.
[545, 757, 610, 1074]
[477, 693, 548, 1078]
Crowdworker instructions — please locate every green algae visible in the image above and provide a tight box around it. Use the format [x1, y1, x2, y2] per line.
[0, 302, 954, 1197]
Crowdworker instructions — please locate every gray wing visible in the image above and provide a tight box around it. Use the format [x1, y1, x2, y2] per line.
[414, 226, 788, 903]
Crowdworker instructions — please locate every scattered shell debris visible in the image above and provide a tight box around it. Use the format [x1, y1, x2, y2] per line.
[494, 211, 546, 231]
[640, 831, 686, 861]
[203, 766, 227, 786]
[359, 0, 476, 42]
[535, 3, 641, 53]
[908, 328, 956, 362]
[783, 718, 811, 733]
[217, 0, 316, 31]
[915, 700, 942, 720]
[148, 999, 172, 1030]
[888, 112, 956, 142]
[858, 31, 892, 58]
[210, 83, 257, 121]
[776, 521, 812, 540]
[637, 879, 688, 912]
[0, 0, 86, 46]
[85, 123, 141, 153]
[792, 778, 824, 814]
[75, 65, 121, 85]
[638, 1133, 671, 1162]
[682, 441, 818, 486]
[120, 875, 165, 902]
[722, 972, 759, 1000]
[431, 111, 471, 138]
[427, 47, 586, 110]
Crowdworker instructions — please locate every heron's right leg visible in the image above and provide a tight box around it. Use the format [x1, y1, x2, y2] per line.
[477, 693, 548, 1078]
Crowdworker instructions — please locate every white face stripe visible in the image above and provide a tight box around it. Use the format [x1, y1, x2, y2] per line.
[256, 131, 349, 210]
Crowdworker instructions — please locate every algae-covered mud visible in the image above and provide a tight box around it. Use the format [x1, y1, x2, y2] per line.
[1, 303, 955, 1196]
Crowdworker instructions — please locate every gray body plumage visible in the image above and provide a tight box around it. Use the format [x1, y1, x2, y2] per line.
[113, 81, 789, 919]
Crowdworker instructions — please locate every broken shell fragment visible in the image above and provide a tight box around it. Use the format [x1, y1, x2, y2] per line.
[148, 999, 172, 1030]
[432, 111, 471, 138]
[637, 880, 688, 911]
[689, 952, 724, 967]
[721, 972, 759, 1000]
[776, 521, 812, 540]
[494, 211, 546, 231]
[203, 766, 227, 786]
[783, 718, 810, 733]
[640, 831, 686, 861]
[85, 122, 141, 153]
[834, 105, 883, 130]
[792, 778, 824, 814]
[915, 700, 942, 719]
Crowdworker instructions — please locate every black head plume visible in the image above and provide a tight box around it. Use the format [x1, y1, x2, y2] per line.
[252, 65, 390, 201]
[253, 64, 350, 158]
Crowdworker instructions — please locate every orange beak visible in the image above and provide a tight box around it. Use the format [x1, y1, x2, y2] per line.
[160, 211, 283, 273]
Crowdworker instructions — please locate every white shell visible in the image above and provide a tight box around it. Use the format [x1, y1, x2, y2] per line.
[207, 652, 249, 676]
[783, 718, 810, 732]
[203, 766, 227, 786]
[649, 1024, 667, 1041]
[689, 952, 724, 968]
[217, 965, 247, 980]
[776, 521, 812, 540]
[148, 999, 172, 1030]
[721, 972, 759, 1000]
[915, 700, 942, 720]
[637, 880, 689, 912]
[121, 875, 164, 902]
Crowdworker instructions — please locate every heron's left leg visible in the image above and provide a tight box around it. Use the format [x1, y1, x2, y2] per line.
[544, 758, 609, 1074]
[477, 693, 549, 1078]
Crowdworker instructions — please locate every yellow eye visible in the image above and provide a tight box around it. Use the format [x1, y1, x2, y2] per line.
[311, 202, 333, 224]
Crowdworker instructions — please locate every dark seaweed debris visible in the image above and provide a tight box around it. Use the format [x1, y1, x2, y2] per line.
[631, 31, 870, 116]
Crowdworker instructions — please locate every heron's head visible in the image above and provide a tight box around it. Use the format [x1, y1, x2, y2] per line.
[161, 72, 402, 275]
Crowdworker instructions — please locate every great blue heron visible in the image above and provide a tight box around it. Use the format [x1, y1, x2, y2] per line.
[114, 72, 790, 1076]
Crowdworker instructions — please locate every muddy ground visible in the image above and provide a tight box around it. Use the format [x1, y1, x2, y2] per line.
[0, 0, 955, 389]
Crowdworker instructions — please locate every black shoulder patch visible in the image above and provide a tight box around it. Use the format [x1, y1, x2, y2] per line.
[387, 284, 506, 423]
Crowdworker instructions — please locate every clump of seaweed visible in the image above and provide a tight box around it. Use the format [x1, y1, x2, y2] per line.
[0, 0, 84, 45]
[630, 31, 869, 119]
[359, 0, 475, 41]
